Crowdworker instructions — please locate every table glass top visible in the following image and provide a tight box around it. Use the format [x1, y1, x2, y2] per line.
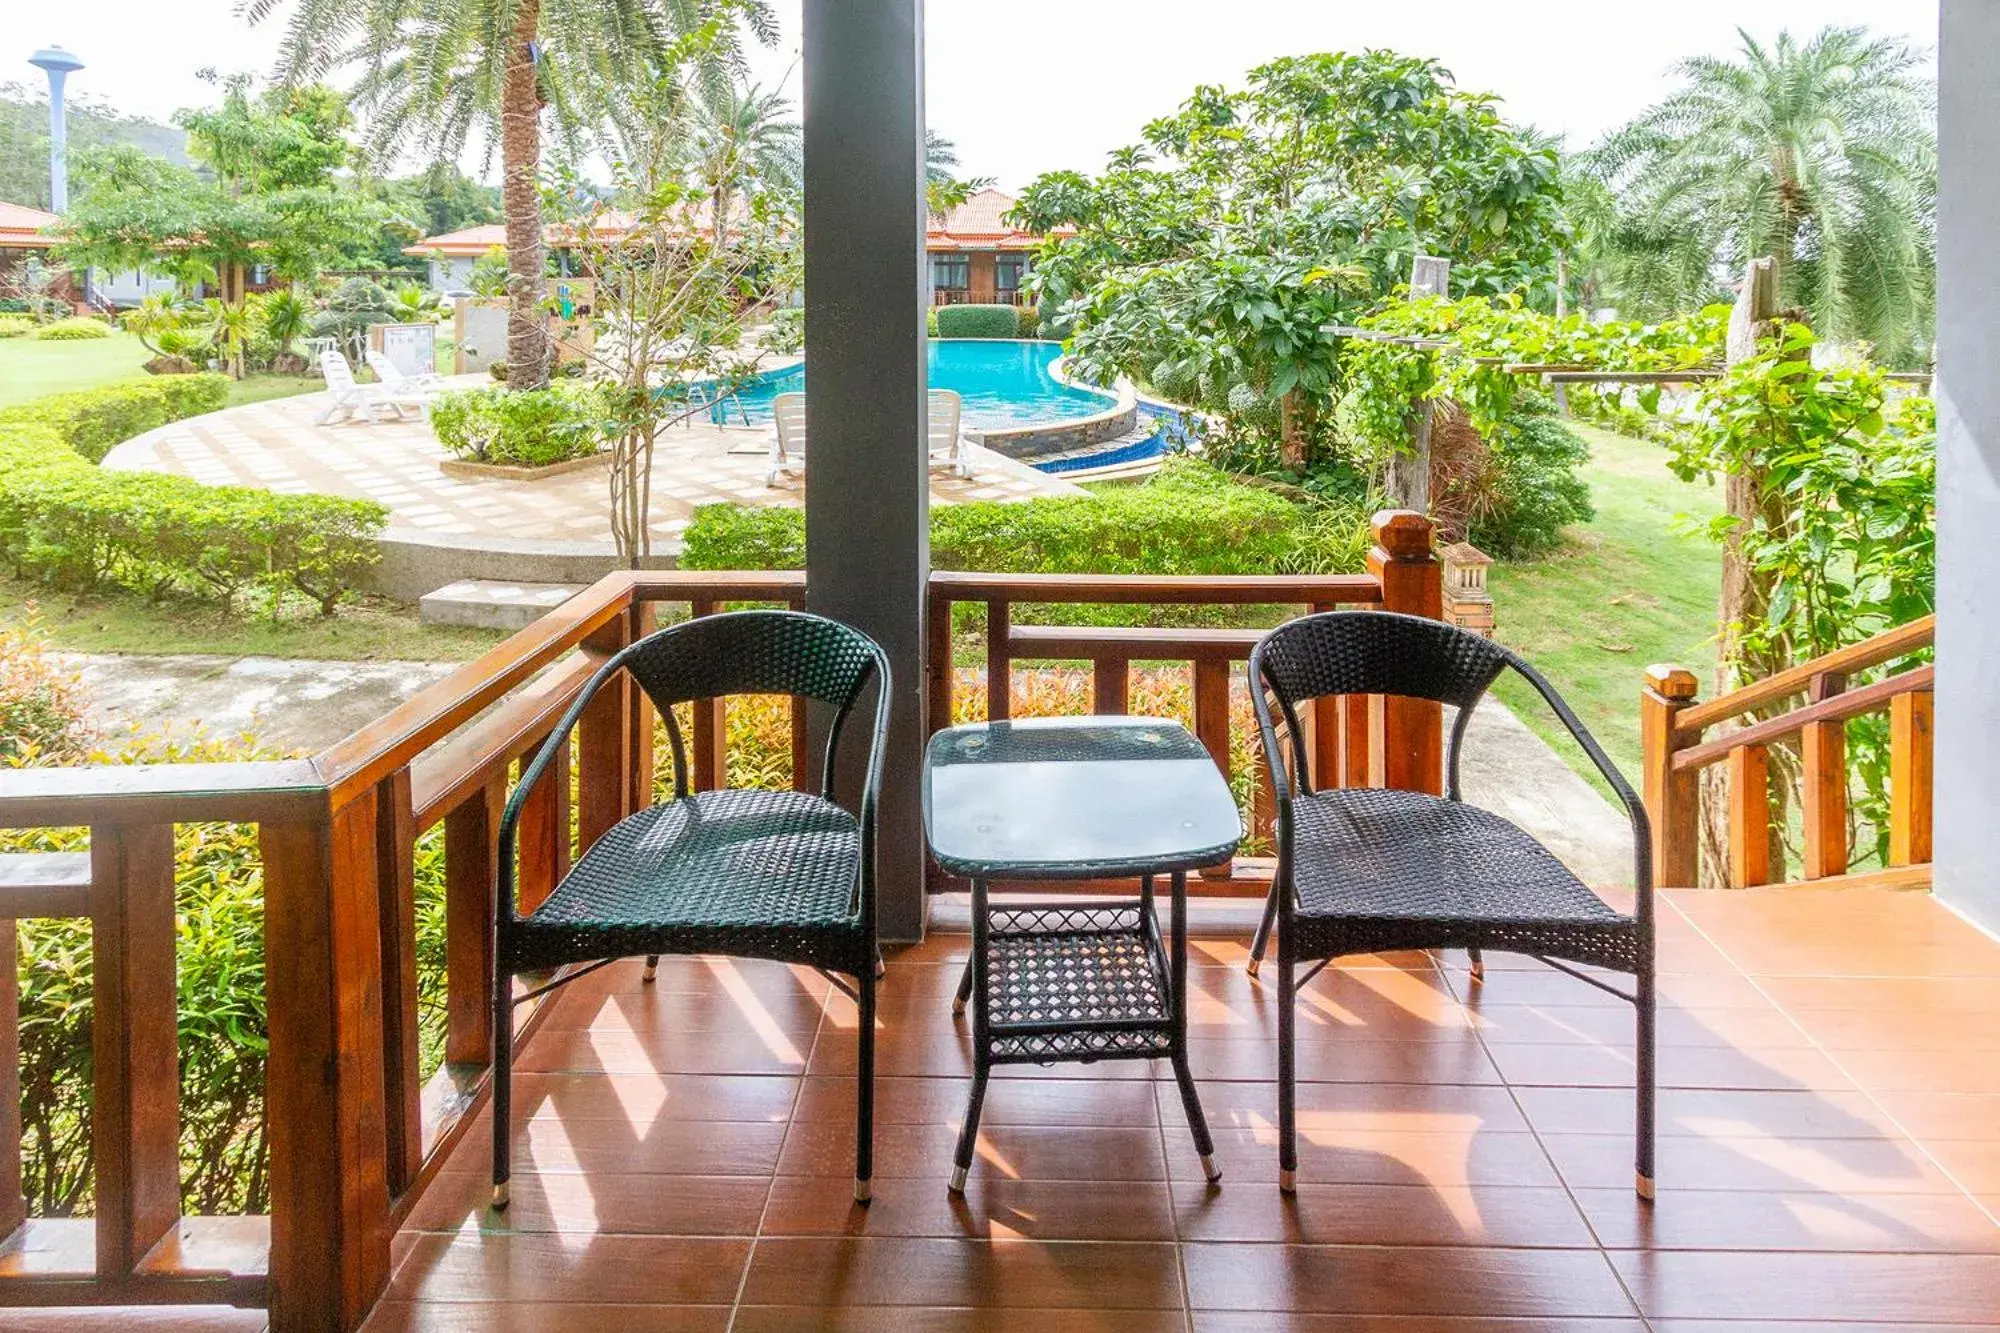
[923, 716, 1243, 879]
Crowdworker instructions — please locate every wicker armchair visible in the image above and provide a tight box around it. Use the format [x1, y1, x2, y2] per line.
[490, 611, 890, 1206]
[1246, 612, 1656, 1198]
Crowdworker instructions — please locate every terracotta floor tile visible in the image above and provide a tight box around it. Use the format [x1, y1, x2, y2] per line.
[1837, 1044, 2000, 1095]
[1610, 1250, 2000, 1322]
[387, 1233, 750, 1305]
[1791, 1005, 2000, 1051]
[1179, 1034, 1503, 1085]
[496, 1072, 802, 1124]
[778, 1120, 1166, 1182]
[1, 1313, 269, 1332]
[1180, 1078, 1533, 1132]
[401, 1169, 769, 1236]
[1761, 974, 2000, 1014]
[1577, 1184, 2000, 1252]
[1487, 1038, 1856, 1092]
[1541, 1131, 1961, 1194]
[502, 1115, 787, 1177]
[761, 1175, 1177, 1240]
[1194, 1318, 1644, 1332]
[539, 981, 829, 1037]
[789, 1074, 1159, 1128]
[513, 1026, 813, 1077]
[1182, 1243, 1638, 1317]
[554, 956, 828, 1003]
[361, 1302, 730, 1332]
[1171, 1181, 1595, 1248]
[1472, 1002, 1807, 1050]
[1920, 1138, 2000, 1193]
[739, 1237, 1185, 1309]
[736, 1308, 1187, 1332]
[1514, 1085, 1901, 1139]
[1174, 1124, 1563, 1189]
[1874, 1090, 2000, 1141]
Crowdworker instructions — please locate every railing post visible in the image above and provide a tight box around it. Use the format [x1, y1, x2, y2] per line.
[985, 599, 1011, 722]
[263, 793, 392, 1331]
[625, 601, 656, 813]
[1304, 601, 1346, 789]
[1093, 657, 1129, 714]
[1642, 665, 1702, 889]
[0, 918, 20, 1240]
[1801, 672, 1850, 881]
[373, 769, 423, 1197]
[1367, 510, 1443, 794]
[89, 823, 180, 1280]
[578, 615, 635, 853]
[1726, 745, 1774, 887]
[1192, 654, 1234, 880]
[1890, 687, 1935, 867]
[690, 600, 728, 794]
[518, 735, 572, 915]
[444, 778, 502, 1067]
[926, 586, 955, 739]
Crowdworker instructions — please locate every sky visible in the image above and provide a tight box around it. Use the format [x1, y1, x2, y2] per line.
[14, 0, 1940, 191]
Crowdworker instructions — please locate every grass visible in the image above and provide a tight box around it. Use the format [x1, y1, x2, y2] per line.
[1488, 422, 1722, 794]
[2, 575, 506, 663]
[0, 330, 152, 406]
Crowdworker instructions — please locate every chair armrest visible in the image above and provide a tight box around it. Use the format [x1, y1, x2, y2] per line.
[495, 653, 629, 923]
[852, 649, 893, 931]
[1500, 656, 1655, 906]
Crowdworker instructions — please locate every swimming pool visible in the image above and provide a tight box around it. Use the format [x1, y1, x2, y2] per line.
[711, 338, 1116, 430]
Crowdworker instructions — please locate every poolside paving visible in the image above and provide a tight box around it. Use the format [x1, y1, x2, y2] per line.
[103, 380, 1084, 557]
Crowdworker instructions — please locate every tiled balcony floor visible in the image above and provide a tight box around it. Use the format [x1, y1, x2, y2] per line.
[340, 888, 2000, 1329]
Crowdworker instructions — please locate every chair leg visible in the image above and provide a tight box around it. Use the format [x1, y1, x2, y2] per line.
[855, 966, 876, 1204]
[1467, 945, 1485, 982]
[949, 1067, 989, 1195]
[490, 971, 514, 1210]
[1247, 878, 1281, 978]
[951, 954, 974, 1017]
[1170, 1053, 1221, 1183]
[643, 954, 660, 984]
[1635, 961, 1657, 1201]
[1277, 944, 1298, 1193]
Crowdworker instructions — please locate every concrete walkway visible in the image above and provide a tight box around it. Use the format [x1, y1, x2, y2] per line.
[67, 654, 1636, 886]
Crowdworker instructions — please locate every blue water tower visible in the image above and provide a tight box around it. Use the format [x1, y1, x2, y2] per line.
[28, 45, 86, 213]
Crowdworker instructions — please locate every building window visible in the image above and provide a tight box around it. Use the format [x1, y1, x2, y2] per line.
[931, 254, 969, 291]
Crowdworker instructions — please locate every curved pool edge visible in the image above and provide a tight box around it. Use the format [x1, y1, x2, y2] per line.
[967, 357, 1137, 458]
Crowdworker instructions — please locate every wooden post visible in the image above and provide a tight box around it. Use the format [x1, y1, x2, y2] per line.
[926, 588, 955, 737]
[373, 769, 423, 1197]
[1890, 688, 1934, 867]
[0, 918, 18, 1240]
[624, 601, 655, 814]
[689, 600, 728, 794]
[1800, 672, 1849, 881]
[985, 600, 1010, 722]
[1367, 510, 1443, 794]
[1726, 745, 1773, 888]
[1642, 665, 1701, 889]
[1093, 657, 1129, 715]
[1304, 601, 1344, 789]
[1193, 656, 1234, 880]
[89, 823, 181, 1279]
[518, 735, 572, 915]
[1384, 256, 1450, 511]
[577, 618, 633, 854]
[262, 795, 392, 1330]
[444, 778, 502, 1067]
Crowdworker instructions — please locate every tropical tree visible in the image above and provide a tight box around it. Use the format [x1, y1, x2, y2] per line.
[687, 81, 799, 244]
[925, 130, 993, 220]
[1587, 26, 1936, 365]
[249, 0, 776, 392]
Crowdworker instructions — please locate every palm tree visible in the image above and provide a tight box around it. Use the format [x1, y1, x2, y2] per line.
[690, 81, 801, 245]
[247, 0, 776, 390]
[925, 131, 994, 221]
[1587, 26, 1935, 364]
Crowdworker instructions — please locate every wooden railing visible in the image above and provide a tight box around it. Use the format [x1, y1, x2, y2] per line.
[0, 525, 1445, 1328]
[926, 511, 1445, 893]
[1641, 615, 1935, 891]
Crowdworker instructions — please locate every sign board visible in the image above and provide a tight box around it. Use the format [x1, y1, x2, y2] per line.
[454, 300, 508, 374]
[369, 322, 438, 378]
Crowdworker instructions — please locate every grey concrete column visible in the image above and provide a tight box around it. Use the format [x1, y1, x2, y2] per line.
[802, 0, 931, 939]
[1936, 0, 2000, 933]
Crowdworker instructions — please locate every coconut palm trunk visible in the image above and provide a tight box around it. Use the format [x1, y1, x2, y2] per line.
[502, 0, 549, 391]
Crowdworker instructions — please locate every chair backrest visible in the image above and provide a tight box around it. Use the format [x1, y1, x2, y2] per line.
[320, 349, 358, 391]
[1253, 611, 1510, 713]
[928, 389, 961, 450]
[773, 392, 807, 452]
[618, 610, 883, 712]
[364, 348, 407, 387]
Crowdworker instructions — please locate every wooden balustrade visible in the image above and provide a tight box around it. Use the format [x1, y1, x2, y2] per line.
[926, 511, 1444, 894]
[1641, 615, 1936, 891]
[0, 537, 1446, 1328]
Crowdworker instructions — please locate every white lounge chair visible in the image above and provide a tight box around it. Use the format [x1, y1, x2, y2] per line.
[365, 348, 446, 396]
[316, 349, 424, 424]
[764, 389, 971, 487]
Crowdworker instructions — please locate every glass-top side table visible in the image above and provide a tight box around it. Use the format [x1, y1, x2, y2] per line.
[923, 716, 1242, 1193]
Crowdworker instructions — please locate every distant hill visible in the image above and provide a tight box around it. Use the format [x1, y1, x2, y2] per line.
[0, 82, 186, 211]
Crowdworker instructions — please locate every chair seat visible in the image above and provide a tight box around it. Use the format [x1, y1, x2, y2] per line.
[1291, 787, 1626, 931]
[508, 788, 863, 970]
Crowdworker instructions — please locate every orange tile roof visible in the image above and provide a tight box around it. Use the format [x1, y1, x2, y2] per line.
[0, 200, 62, 249]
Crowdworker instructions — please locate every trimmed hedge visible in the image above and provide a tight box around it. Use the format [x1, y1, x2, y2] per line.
[32, 318, 113, 341]
[0, 316, 33, 339]
[431, 384, 603, 467]
[0, 376, 230, 464]
[1018, 306, 1043, 339]
[934, 304, 1022, 339]
[0, 388, 386, 614]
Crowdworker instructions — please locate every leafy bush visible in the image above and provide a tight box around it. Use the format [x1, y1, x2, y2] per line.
[0, 376, 231, 464]
[925, 307, 939, 338]
[309, 277, 394, 362]
[0, 609, 94, 765]
[431, 384, 604, 468]
[934, 304, 1022, 339]
[1462, 411, 1595, 559]
[0, 297, 28, 314]
[32, 318, 112, 341]
[0, 315, 33, 339]
[1017, 306, 1043, 339]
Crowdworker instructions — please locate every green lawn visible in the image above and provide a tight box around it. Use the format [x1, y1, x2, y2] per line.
[0, 330, 153, 406]
[1488, 423, 1722, 793]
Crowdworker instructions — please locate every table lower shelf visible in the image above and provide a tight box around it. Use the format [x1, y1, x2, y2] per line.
[981, 903, 1174, 1064]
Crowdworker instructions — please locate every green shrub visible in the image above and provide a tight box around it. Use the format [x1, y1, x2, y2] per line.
[1467, 412, 1595, 559]
[934, 304, 1022, 339]
[431, 384, 604, 468]
[0, 297, 29, 314]
[926, 307, 940, 338]
[1017, 306, 1044, 339]
[0, 315, 34, 339]
[0, 375, 230, 464]
[32, 317, 112, 341]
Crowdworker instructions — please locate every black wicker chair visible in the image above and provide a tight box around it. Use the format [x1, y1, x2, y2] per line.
[490, 610, 890, 1207]
[1246, 611, 1656, 1198]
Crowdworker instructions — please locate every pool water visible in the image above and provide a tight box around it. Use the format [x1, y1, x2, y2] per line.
[712, 339, 1114, 430]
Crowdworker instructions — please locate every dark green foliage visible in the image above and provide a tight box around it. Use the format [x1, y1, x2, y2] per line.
[429, 385, 605, 467]
[1469, 413, 1595, 558]
[0, 375, 230, 463]
[934, 304, 1022, 339]
[308, 278, 394, 362]
[1017, 306, 1044, 339]
[0, 298, 29, 314]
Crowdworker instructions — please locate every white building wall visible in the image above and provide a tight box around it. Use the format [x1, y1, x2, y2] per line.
[1935, 0, 2000, 933]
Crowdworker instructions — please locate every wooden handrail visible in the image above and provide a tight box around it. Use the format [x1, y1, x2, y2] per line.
[930, 570, 1383, 605]
[0, 760, 324, 829]
[1678, 615, 1934, 735]
[1671, 665, 1936, 773]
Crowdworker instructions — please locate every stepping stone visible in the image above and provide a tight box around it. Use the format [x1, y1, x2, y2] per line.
[419, 580, 586, 631]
